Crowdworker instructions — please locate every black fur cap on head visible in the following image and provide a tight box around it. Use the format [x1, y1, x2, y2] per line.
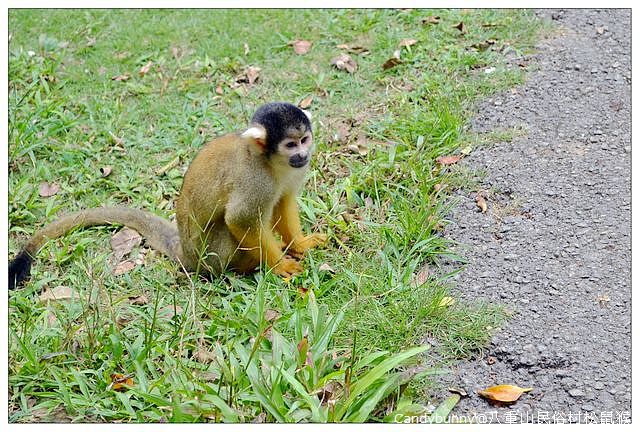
[251, 102, 312, 157]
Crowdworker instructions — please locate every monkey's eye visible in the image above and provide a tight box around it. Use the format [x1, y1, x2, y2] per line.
[301, 136, 309, 145]
[285, 141, 297, 149]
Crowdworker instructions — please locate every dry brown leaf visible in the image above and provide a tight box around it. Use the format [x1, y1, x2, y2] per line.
[113, 260, 136, 276]
[38, 182, 60, 197]
[99, 166, 112, 177]
[39, 286, 79, 302]
[399, 39, 417, 48]
[114, 52, 129, 60]
[318, 263, 336, 273]
[316, 381, 341, 406]
[476, 194, 488, 213]
[264, 309, 281, 322]
[235, 66, 261, 86]
[382, 49, 403, 71]
[422, 15, 441, 25]
[243, 42, 250, 56]
[449, 387, 469, 397]
[111, 74, 130, 82]
[194, 348, 217, 363]
[128, 294, 149, 305]
[298, 95, 314, 109]
[138, 61, 153, 76]
[215, 85, 224, 95]
[245, 66, 261, 85]
[453, 21, 466, 33]
[382, 56, 403, 71]
[434, 183, 443, 192]
[110, 373, 134, 391]
[291, 39, 312, 55]
[298, 286, 309, 296]
[336, 43, 370, 55]
[86, 37, 96, 47]
[110, 228, 142, 262]
[331, 53, 357, 73]
[158, 305, 183, 320]
[411, 263, 430, 287]
[471, 39, 497, 51]
[436, 155, 462, 165]
[477, 384, 533, 403]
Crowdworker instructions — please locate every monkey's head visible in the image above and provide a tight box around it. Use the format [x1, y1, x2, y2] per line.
[242, 102, 313, 169]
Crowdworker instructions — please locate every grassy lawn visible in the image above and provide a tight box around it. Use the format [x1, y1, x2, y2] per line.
[8, 9, 543, 422]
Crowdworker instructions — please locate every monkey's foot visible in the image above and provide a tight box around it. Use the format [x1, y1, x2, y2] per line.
[289, 233, 328, 258]
[272, 257, 304, 277]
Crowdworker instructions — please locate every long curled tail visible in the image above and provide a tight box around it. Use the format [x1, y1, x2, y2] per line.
[8, 207, 182, 290]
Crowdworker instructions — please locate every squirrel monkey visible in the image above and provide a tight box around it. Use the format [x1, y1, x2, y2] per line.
[9, 102, 327, 290]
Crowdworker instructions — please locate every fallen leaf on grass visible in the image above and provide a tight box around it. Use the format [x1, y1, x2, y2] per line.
[39, 182, 60, 197]
[243, 42, 250, 56]
[461, 145, 473, 156]
[158, 305, 183, 320]
[264, 309, 281, 322]
[470, 39, 498, 51]
[215, 84, 224, 95]
[318, 263, 336, 273]
[290, 39, 312, 55]
[99, 166, 112, 177]
[234, 66, 262, 86]
[331, 53, 357, 73]
[113, 260, 136, 276]
[436, 155, 462, 165]
[109, 373, 134, 391]
[110, 228, 142, 262]
[297, 286, 309, 296]
[421, 15, 440, 25]
[128, 294, 149, 305]
[382, 50, 403, 70]
[411, 263, 430, 287]
[39, 286, 79, 302]
[347, 135, 369, 156]
[138, 61, 153, 76]
[86, 37, 96, 47]
[336, 43, 370, 55]
[438, 296, 455, 308]
[194, 348, 217, 363]
[476, 194, 488, 213]
[111, 74, 130, 82]
[477, 384, 532, 403]
[453, 21, 466, 33]
[399, 39, 417, 48]
[298, 95, 314, 109]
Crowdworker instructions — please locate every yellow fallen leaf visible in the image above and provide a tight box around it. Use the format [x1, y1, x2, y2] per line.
[476, 194, 488, 213]
[439, 296, 455, 307]
[477, 384, 533, 402]
[110, 373, 134, 391]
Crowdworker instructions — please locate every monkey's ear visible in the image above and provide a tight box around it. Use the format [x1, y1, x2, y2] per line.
[301, 109, 312, 121]
[241, 125, 267, 147]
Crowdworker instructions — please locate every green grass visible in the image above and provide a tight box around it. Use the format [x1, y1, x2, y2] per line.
[8, 9, 544, 422]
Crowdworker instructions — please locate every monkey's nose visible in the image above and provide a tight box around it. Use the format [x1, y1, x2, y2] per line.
[289, 154, 309, 168]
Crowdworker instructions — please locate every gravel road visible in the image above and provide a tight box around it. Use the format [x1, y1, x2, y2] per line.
[435, 9, 631, 424]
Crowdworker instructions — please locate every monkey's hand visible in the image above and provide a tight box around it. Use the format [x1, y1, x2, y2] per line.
[272, 256, 304, 277]
[288, 233, 328, 259]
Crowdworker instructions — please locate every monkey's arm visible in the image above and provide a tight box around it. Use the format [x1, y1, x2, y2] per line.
[225, 209, 303, 278]
[273, 193, 327, 258]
